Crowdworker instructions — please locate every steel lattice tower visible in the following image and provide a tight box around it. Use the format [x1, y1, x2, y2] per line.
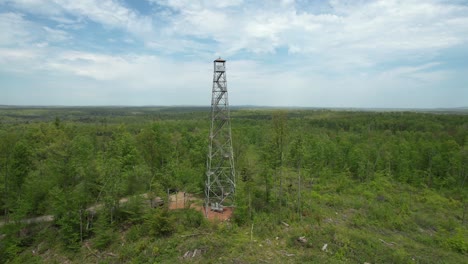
[205, 58, 236, 214]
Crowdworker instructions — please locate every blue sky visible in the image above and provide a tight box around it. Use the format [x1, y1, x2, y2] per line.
[0, 0, 467, 108]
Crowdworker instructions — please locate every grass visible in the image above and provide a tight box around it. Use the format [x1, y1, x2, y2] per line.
[3, 173, 466, 263]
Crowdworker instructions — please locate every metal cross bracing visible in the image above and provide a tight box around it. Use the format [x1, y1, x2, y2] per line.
[205, 58, 236, 214]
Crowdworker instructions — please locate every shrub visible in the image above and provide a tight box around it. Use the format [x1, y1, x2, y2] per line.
[92, 227, 117, 250]
[180, 208, 205, 229]
[445, 228, 468, 254]
[144, 209, 175, 237]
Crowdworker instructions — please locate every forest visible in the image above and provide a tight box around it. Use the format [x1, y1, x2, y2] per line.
[0, 106, 467, 263]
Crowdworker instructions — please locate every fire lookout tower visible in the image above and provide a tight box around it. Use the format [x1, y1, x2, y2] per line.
[205, 58, 236, 214]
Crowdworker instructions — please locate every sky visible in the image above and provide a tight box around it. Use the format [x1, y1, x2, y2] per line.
[0, 0, 467, 108]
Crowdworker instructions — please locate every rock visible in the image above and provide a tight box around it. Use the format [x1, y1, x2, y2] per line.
[280, 250, 295, 257]
[297, 236, 307, 244]
[322, 243, 328, 252]
[183, 249, 202, 259]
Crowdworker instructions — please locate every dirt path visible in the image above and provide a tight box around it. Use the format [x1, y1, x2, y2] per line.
[0, 215, 55, 227]
[0, 192, 233, 227]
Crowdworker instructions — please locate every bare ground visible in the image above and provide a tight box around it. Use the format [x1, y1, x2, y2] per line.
[168, 192, 233, 221]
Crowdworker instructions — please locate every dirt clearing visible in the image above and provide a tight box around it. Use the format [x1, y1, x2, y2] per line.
[168, 192, 233, 221]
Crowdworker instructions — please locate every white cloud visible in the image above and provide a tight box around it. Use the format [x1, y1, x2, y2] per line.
[0, 12, 73, 48]
[4, 0, 467, 68]
[1, 0, 154, 36]
[0, 44, 466, 107]
[149, 0, 244, 10]
[152, 0, 468, 69]
[43, 26, 71, 42]
[0, 0, 63, 16]
[0, 48, 40, 67]
[57, 0, 153, 35]
[39, 50, 209, 92]
[0, 12, 34, 45]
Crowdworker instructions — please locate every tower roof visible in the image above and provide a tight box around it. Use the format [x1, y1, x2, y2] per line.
[214, 57, 226, 62]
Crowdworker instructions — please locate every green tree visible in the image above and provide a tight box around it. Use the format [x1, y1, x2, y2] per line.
[97, 128, 141, 224]
[0, 130, 17, 222]
[10, 141, 33, 196]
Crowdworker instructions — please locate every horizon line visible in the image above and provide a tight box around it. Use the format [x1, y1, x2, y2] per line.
[0, 104, 467, 110]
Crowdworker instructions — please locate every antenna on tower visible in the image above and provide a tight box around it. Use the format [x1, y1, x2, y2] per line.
[205, 57, 236, 215]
